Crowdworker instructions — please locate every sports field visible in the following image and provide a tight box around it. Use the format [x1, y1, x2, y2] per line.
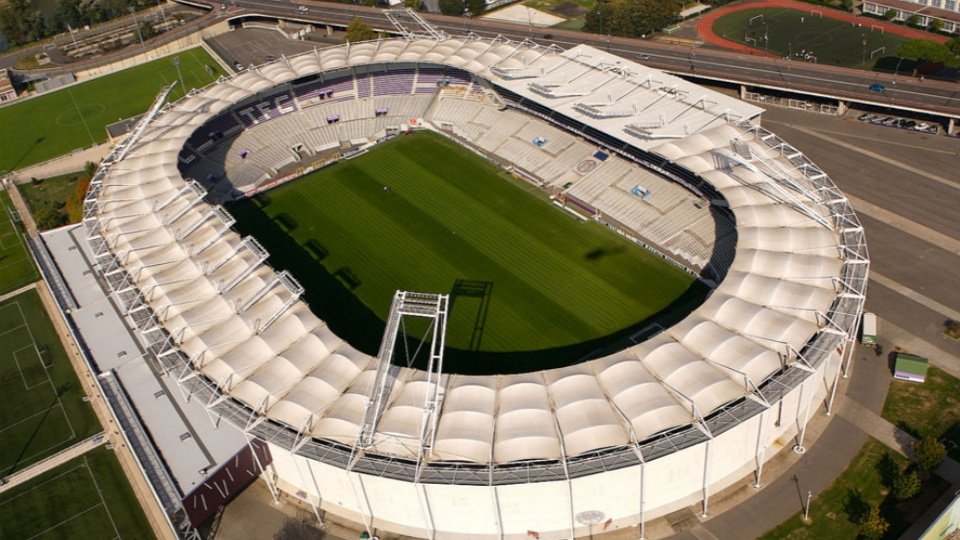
[0, 192, 39, 296]
[0, 446, 154, 539]
[0, 288, 100, 476]
[712, 8, 909, 68]
[229, 132, 706, 374]
[0, 47, 226, 173]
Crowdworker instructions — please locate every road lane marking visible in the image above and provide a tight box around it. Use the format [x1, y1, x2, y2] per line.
[871, 272, 960, 322]
[768, 123, 960, 191]
[842, 193, 960, 256]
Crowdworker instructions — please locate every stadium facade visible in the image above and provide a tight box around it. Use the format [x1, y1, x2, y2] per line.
[82, 36, 868, 538]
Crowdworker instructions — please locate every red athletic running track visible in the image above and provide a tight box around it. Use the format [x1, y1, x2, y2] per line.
[696, 0, 948, 57]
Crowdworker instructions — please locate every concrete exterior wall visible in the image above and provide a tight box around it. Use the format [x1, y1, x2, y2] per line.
[265, 352, 837, 539]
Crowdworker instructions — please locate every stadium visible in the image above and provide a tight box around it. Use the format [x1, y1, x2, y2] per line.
[81, 34, 868, 538]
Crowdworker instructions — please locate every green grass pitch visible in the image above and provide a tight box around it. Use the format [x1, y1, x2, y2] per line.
[712, 8, 909, 68]
[0, 446, 155, 539]
[0, 288, 101, 476]
[0, 47, 226, 173]
[0, 192, 40, 296]
[229, 132, 706, 375]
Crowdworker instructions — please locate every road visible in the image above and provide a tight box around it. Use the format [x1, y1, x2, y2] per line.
[209, 0, 960, 119]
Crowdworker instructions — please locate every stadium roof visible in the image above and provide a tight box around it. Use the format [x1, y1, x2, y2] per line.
[86, 37, 862, 468]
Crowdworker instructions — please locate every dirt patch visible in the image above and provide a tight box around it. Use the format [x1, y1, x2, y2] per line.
[550, 2, 586, 18]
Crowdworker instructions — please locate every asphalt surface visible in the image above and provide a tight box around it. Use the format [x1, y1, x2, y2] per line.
[210, 0, 960, 119]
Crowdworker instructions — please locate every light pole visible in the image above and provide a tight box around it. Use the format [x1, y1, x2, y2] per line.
[157, 0, 168, 30]
[173, 56, 185, 97]
[130, 7, 146, 51]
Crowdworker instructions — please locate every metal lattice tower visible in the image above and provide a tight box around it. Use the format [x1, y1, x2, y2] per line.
[384, 8, 446, 40]
[358, 291, 449, 448]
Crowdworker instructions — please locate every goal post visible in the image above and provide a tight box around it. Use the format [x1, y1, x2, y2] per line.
[748, 14, 764, 26]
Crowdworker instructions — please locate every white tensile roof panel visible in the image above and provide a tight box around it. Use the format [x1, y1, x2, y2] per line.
[88, 37, 848, 466]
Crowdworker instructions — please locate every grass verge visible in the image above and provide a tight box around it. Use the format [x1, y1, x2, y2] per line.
[882, 364, 960, 461]
[0, 191, 40, 295]
[759, 438, 951, 539]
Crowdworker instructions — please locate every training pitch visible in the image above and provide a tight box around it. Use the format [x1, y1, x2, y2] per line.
[230, 132, 706, 375]
[0, 446, 154, 539]
[0, 192, 39, 296]
[0, 288, 100, 476]
[712, 7, 909, 68]
[0, 47, 226, 173]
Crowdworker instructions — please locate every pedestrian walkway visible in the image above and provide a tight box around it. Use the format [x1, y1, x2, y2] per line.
[10, 143, 111, 182]
[0, 281, 37, 303]
[0, 433, 106, 493]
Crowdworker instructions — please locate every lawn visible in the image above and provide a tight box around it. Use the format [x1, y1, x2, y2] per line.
[0, 47, 226, 173]
[0, 191, 40, 295]
[0, 446, 155, 539]
[711, 8, 910, 68]
[882, 365, 960, 461]
[759, 438, 950, 540]
[17, 170, 90, 230]
[228, 132, 705, 375]
[0, 288, 101, 476]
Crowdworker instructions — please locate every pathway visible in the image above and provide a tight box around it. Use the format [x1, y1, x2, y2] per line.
[0, 433, 106, 493]
[10, 143, 112, 181]
[0, 281, 37, 303]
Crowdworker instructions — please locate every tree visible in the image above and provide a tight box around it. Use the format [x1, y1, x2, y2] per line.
[403, 0, 420, 8]
[138, 20, 157, 40]
[892, 469, 921, 500]
[360, 0, 378, 7]
[344, 18, 377, 43]
[859, 505, 889, 539]
[914, 435, 947, 473]
[899, 39, 960, 67]
[883, 9, 897, 20]
[64, 177, 91, 224]
[841, 0, 853, 11]
[948, 37, 960, 56]
[929, 19, 942, 32]
[84, 161, 98, 179]
[906, 13, 920, 27]
[584, 0, 680, 38]
[438, 0, 464, 15]
[34, 205, 66, 231]
[466, 0, 486, 16]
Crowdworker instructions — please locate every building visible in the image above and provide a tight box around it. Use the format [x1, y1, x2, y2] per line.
[77, 37, 868, 538]
[861, 0, 960, 33]
[893, 352, 929, 382]
[0, 69, 18, 102]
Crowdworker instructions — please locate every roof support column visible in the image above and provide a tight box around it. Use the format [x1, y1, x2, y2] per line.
[701, 439, 713, 518]
[793, 376, 815, 454]
[415, 482, 436, 540]
[348, 473, 375, 538]
[754, 410, 769, 488]
[638, 458, 646, 539]
[302, 456, 325, 526]
[826, 344, 845, 415]
[489, 464, 504, 540]
[244, 432, 279, 504]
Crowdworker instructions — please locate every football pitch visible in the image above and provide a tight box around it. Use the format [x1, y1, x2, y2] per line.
[0, 192, 39, 296]
[712, 8, 909, 68]
[0, 289, 100, 476]
[0, 47, 226, 173]
[229, 132, 706, 374]
[0, 446, 154, 539]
